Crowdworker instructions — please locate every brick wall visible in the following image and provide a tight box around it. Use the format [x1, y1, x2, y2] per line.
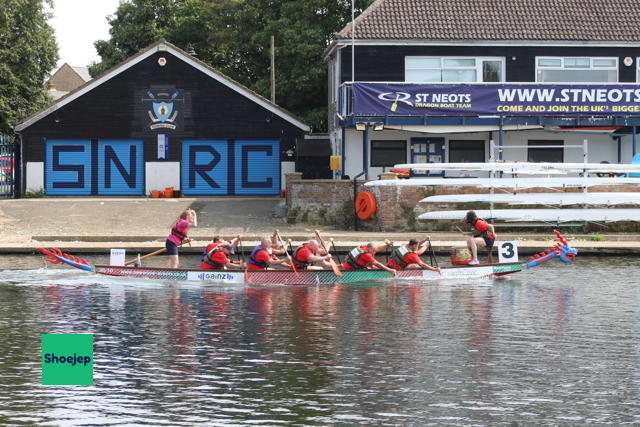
[285, 173, 640, 231]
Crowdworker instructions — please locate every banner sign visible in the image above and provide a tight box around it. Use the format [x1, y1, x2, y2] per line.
[352, 82, 640, 117]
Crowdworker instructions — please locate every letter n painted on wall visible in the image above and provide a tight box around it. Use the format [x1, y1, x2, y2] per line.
[45, 140, 144, 195]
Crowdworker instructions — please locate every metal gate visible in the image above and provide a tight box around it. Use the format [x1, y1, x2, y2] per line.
[0, 135, 17, 199]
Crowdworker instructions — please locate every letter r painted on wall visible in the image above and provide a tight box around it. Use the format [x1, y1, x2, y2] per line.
[182, 140, 280, 196]
[188, 145, 221, 189]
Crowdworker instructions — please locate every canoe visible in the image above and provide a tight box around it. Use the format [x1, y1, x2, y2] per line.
[37, 230, 576, 285]
[91, 262, 524, 285]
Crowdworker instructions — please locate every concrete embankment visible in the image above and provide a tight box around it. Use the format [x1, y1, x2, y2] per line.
[0, 198, 638, 256]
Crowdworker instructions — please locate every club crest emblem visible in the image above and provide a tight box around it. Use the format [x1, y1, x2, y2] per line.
[143, 88, 184, 130]
[153, 102, 174, 122]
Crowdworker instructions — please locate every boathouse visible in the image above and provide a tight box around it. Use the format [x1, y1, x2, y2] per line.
[324, 0, 640, 179]
[14, 40, 309, 196]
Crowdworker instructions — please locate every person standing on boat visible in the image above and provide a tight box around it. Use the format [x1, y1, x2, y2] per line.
[248, 236, 289, 270]
[462, 210, 496, 265]
[200, 244, 245, 270]
[292, 239, 334, 270]
[387, 239, 442, 273]
[342, 241, 397, 275]
[166, 209, 197, 268]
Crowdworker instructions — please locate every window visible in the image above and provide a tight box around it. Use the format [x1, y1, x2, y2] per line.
[528, 140, 564, 162]
[405, 57, 505, 83]
[448, 140, 485, 162]
[636, 58, 640, 82]
[536, 57, 617, 82]
[371, 140, 406, 167]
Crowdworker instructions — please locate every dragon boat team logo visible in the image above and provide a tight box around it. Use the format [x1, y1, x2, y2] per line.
[378, 91, 413, 111]
[143, 88, 184, 130]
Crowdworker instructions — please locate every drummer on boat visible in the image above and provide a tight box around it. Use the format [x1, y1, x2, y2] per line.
[461, 210, 496, 265]
[387, 238, 442, 274]
[342, 241, 397, 275]
[291, 239, 334, 270]
[166, 209, 197, 268]
[248, 236, 289, 270]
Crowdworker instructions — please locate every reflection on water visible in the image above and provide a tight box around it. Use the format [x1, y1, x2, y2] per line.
[1, 257, 640, 425]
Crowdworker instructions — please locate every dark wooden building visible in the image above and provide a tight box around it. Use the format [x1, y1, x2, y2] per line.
[15, 40, 309, 196]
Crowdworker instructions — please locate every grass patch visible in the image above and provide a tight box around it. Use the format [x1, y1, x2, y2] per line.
[23, 188, 45, 198]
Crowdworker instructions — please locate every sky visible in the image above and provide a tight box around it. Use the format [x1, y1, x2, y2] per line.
[48, 0, 122, 70]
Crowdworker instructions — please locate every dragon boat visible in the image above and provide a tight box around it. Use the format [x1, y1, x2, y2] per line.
[37, 230, 577, 285]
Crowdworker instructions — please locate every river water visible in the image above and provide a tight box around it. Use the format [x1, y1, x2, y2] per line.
[1, 255, 639, 425]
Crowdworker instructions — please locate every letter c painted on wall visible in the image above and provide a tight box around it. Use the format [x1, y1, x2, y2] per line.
[355, 191, 377, 220]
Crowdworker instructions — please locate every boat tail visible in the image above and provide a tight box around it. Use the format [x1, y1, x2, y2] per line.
[37, 248, 93, 271]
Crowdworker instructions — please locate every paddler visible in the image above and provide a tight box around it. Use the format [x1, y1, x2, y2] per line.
[200, 243, 245, 270]
[291, 239, 334, 270]
[461, 210, 496, 265]
[201, 235, 240, 262]
[341, 241, 397, 275]
[247, 236, 289, 270]
[387, 238, 442, 274]
[166, 208, 197, 268]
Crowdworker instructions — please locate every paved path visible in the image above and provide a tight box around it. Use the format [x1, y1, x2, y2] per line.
[1, 197, 639, 255]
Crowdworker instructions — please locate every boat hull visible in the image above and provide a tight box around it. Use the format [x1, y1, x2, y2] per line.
[94, 262, 522, 285]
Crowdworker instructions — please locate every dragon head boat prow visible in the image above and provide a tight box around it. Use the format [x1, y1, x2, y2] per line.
[523, 229, 578, 269]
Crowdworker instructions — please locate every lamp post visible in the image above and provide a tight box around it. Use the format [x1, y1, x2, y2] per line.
[351, 0, 355, 84]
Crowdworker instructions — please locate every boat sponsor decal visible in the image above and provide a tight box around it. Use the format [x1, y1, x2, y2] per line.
[438, 266, 495, 277]
[492, 264, 523, 274]
[186, 271, 244, 283]
[353, 83, 640, 117]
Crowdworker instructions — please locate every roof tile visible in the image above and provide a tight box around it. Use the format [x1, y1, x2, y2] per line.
[338, 0, 640, 41]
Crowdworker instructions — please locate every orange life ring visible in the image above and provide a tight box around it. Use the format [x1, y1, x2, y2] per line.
[355, 191, 377, 220]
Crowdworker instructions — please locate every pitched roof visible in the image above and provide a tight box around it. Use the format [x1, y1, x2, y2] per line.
[71, 66, 91, 82]
[337, 0, 640, 42]
[16, 40, 310, 132]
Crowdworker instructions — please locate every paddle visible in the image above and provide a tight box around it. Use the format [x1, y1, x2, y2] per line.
[331, 240, 342, 264]
[427, 237, 439, 268]
[314, 230, 343, 277]
[237, 237, 250, 283]
[275, 230, 298, 274]
[125, 238, 191, 266]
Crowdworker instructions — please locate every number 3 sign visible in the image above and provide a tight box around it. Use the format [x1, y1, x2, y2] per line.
[498, 241, 519, 263]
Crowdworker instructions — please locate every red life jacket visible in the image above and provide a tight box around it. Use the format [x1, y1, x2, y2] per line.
[293, 243, 314, 268]
[170, 221, 188, 242]
[345, 246, 369, 269]
[203, 246, 225, 268]
[472, 219, 495, 239]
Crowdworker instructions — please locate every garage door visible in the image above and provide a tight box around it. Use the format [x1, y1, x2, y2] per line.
[182, 139, 280, 195]
[46, 139, 144, 195]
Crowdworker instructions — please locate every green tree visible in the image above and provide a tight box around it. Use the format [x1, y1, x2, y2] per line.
[89, 0, 179, 77]
[0, 0, 58, 133]
[91, 0, 374, 131]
